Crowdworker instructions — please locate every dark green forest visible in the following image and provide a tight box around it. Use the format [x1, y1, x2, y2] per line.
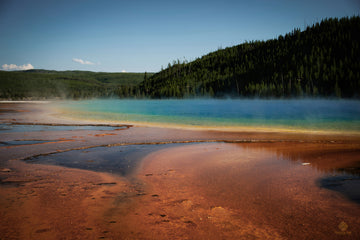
[0, 70, 152, 99]
[1, 16, 359, 100]
[140, 16, 360, 98]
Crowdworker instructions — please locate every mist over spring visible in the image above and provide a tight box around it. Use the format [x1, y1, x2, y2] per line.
[58, 99, 360, 133]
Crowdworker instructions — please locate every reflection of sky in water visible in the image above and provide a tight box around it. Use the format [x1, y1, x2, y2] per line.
[0, 124, 125, 133]
[317, 175, 360, 204]
[27, 142, 360, 204]
[26, 143, 181, 176]
[0, 140, 53, 147]
[238, 143, 360, 204]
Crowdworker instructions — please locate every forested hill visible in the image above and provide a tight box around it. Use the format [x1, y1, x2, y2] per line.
[1, 17, 359, 100]
[0, 70, 152, 99]
[140, 16, 360, 98]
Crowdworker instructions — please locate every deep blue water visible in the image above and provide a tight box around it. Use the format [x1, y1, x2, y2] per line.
[57, 99, 360, 132]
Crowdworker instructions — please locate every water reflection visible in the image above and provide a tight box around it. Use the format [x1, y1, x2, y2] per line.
[0, 123, 128, 133]
[27, 141, 360, 203]
[0, 140, 55, 147]
[237, 142, 360, 175]
[236, 142, 360, 203]
[26, 143, 184, 176]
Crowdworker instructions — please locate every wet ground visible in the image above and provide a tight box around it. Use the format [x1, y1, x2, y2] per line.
[24, 141, 360, 205]
[25, 143, 185, 176]
[0, 123, 129, 133]
[1, 102, 360, 239]
[133, 143, 360, 239]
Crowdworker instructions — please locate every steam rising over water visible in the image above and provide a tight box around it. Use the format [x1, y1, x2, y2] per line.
[57, 99, 360, 133]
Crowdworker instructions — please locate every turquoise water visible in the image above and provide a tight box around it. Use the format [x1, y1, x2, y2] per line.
[58, 99, 360, 132]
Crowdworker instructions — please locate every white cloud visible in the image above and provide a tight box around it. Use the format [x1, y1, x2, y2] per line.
[2, 63, 34, 71]
[121, 70, 127, 73]
[72, 58, 95, 65]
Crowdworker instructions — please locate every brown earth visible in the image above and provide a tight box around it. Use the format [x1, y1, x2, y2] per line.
[0, 102, 359, 239]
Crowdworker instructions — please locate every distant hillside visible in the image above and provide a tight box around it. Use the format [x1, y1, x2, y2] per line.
[0, 70, 152, 100]
[2, 17, 359, 100]
[140, 16, 360, 98]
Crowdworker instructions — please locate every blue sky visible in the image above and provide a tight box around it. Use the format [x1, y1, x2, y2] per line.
[0, 0, 359, 72]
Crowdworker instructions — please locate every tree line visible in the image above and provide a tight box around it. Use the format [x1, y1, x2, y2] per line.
[139, 16, 360, 98]
[1, 16, 359, 100]
[0, 70, 151, 100]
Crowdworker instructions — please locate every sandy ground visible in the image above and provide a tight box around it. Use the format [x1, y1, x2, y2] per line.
[0, 102, 359, 239]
